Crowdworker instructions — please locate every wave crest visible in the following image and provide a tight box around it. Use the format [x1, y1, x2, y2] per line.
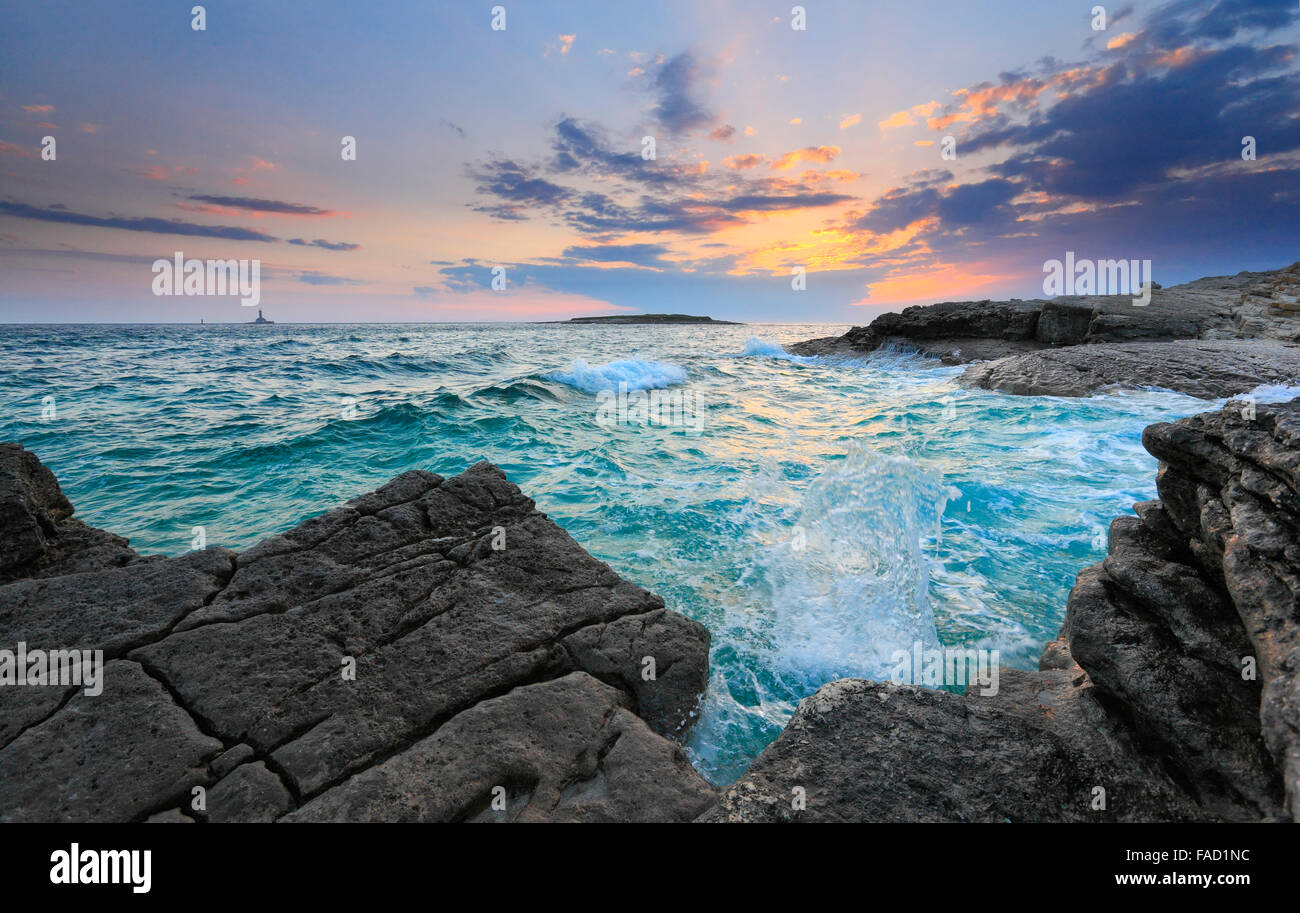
[546, 358, 688, 394]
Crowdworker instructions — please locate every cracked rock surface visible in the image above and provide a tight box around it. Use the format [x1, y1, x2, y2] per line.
[0, 447, 713, 822]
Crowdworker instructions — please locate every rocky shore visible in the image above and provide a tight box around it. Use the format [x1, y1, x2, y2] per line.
[0, 446, 714, 822]
[2, 398, 1298, 823]
[791, 263, 1300, 398]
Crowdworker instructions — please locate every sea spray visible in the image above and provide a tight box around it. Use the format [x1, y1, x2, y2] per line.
[761, 445, 961, 685]
[741, 336, 813, 363]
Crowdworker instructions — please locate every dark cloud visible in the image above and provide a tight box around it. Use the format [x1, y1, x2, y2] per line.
[851, 0, 1300, 266]
[936, 179, 1018, 226]
[551, 117, 645, 174]
[852, 183, 942, 234]
[287, 238, 360, 251]
[651, 51, 718, 135]
[468, 112, 859, 237]
[297, 272, 364, 285]
[1147, 0, 1297, 44]
[560, 242, 673, 267]
[467, 159, 572, 220]
[187, 195, 335, 216]
[981, 46, 1300, 199]
[0, 200, 277, 241]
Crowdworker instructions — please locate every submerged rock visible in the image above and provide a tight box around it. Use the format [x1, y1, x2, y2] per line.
[706, 399, 1300, 823]
[0, 448, 713, 822]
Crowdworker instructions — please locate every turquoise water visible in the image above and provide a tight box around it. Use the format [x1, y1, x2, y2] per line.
[2, 323, 1288, 783]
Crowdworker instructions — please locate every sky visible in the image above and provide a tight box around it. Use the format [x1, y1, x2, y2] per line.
[0, 0, 1297, 323]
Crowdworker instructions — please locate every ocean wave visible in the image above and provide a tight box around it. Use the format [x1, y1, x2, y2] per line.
[545, 358, 688, 394]
[741, 336, 813, 363]
[1244, 382, 1300, 404]
[470, 378, 560, 403]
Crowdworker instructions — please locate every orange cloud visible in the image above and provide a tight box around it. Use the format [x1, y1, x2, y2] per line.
[771, 145, 839, 170]
[1154, 47, 1206, 68]
[927, 81, 1051, 131]
[723, 153, 768, 170]
[22, 104, 54, 113]
[879, 101, 940, 131]
[840, 113, 862, 129]
[1107, 31, 1137, 49]
[123, 165, 168, 181]
[0, 140, 34, 158]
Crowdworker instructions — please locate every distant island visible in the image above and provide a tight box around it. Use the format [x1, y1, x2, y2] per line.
[544, 313, 741, 325]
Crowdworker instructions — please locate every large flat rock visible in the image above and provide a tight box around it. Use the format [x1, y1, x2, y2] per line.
[961, 339, 1300, 398]
[0, 447, 713, 821]
[288, 672, 716, 823]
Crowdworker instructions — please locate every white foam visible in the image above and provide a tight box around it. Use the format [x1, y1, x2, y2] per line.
[1245, 383, 1300, 404]
[741, 336, 813, 362]
[741, 445, 962, 686]
[546, 358, 688, 394]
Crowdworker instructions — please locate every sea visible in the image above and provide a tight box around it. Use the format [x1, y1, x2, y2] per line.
[3, 322, 1295, 783]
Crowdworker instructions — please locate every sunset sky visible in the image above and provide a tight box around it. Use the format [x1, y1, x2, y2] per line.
[1, 0, 1297, 322]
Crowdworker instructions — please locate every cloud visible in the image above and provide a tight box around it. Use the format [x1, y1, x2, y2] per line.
[723, 154, 768, 170]
[124, 166, 169, 181]
[771, 145, 840, 170]
[0, 200, 277, 241]
[297, 272, 364, 285]
[839, 113, 862, 129]
[0, 140, 35, 158]
[467, 113, 858, 239]
[1146, 0, 1298, 45]
[878, 101, 940, 131]
[468, 158, 573, 220]
[710, 124, 736, 142]
[650, 51, 718, 135]
[560, 243, 674, 268]
[828, 0, 1300, 301]
[188, 194, 336, 216]
[287, 238, 360, 251]
[21, 104, 54, 113]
